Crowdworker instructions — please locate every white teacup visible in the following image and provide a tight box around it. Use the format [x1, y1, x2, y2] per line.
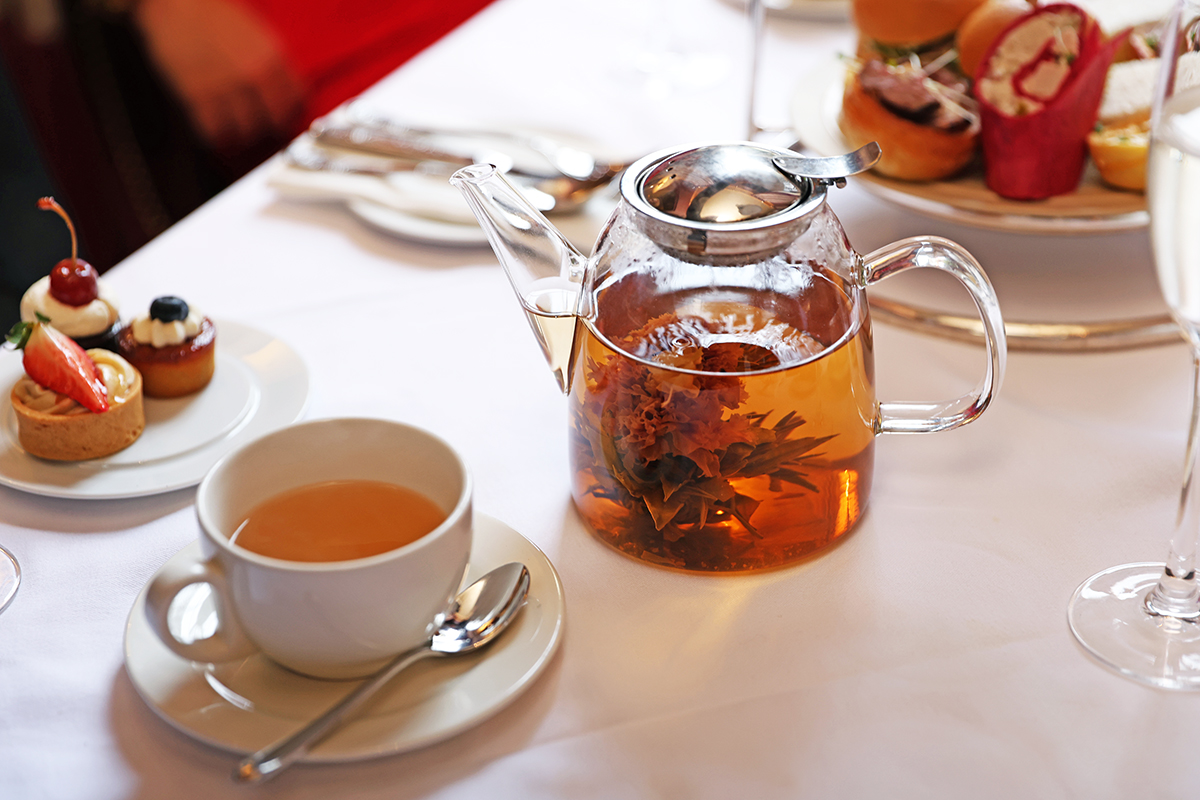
[145, 417, 472, 679]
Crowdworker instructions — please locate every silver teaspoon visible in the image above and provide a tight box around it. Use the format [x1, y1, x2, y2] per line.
[234, 562, 531, 783]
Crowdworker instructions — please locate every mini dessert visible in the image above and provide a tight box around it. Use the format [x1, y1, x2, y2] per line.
[117, 296, 215, 398]
[20, 198, 120, 351]
[6, 317, 144, 461]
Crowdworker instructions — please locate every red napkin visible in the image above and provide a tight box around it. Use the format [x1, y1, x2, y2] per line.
[974, 3, 1127, 200]
[238, 0, 499, 125]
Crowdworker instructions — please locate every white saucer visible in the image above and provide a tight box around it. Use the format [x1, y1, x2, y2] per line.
[123, 514, 565, 761]
[0, 321, 309, 499]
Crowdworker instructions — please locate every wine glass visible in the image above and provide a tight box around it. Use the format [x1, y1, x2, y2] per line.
[0, 545, 19, 613]
[1067, 0, 1200, 689]
[746, 0, 802, 146]
[748, 0, 766, 139]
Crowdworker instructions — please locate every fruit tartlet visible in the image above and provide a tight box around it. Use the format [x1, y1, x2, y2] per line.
[117, 296, 215, 398]
[19, 198, 120, 351]
[7, 317, 144, 461]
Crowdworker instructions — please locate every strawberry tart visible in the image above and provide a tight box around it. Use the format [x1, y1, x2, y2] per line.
[7, 317, 144, 461]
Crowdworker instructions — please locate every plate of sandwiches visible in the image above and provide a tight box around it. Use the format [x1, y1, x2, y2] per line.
[792, 0, 1179, 234]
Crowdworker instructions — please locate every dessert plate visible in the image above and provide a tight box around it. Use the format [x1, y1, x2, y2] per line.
[0, 321, 308, 499]
[790, 59, 1149, 234]
[124, 514, 565, 761]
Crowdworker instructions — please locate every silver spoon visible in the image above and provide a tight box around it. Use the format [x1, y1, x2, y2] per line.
[233, 562, 531, 784]
[772, 142, 882, 188]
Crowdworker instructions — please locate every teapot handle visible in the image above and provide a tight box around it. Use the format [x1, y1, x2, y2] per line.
[863, 236, 1006, 434]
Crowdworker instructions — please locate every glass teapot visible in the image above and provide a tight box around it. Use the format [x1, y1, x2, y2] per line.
[452, 141, 1005, 573]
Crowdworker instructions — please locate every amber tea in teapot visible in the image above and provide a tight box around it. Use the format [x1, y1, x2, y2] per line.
[569, 266, 874, 571]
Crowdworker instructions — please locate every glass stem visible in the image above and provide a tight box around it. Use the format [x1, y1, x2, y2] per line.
[747, 0, 764, 139]
[1147, 346, 1200, 621]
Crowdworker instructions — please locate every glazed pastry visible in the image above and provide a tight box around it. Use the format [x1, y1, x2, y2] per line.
[19, 198, 120, 351]
[6, 318, 144, 461]
[117, 296, 215, 398]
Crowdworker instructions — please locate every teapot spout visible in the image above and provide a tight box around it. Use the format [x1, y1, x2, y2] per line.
[451, 164, 587, 394]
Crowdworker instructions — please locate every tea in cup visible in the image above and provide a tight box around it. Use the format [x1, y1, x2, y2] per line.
[144, 417, 472, 679]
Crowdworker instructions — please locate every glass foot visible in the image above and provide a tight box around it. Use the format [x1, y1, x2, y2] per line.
[1068, 562, 1200, 690]
[0, 546, 18, 614]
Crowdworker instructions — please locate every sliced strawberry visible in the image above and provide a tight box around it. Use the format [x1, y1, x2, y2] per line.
[6, 319, 109, 413]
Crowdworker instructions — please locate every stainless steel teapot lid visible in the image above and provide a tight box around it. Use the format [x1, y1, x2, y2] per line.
[620, 141, 879, 258]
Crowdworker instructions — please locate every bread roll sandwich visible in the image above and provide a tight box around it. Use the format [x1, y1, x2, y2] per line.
[842, 0, 992, 181]
[854, 0, 987, 60]
[839, 57, 981, 181]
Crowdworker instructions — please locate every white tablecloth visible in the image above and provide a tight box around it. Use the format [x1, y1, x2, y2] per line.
[5, 1, 1200, 797]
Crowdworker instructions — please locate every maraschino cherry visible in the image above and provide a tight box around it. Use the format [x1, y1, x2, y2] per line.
[39, 197, 99, 308]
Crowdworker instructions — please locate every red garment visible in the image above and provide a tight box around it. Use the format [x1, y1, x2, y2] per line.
[238, 0, 498, 125]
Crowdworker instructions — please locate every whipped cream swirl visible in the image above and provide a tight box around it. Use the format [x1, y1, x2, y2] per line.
[131, 307, 204, 348]
[20, 276, 120, 338]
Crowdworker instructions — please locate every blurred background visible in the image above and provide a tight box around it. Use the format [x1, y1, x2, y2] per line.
[0, 0, 497, 328]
